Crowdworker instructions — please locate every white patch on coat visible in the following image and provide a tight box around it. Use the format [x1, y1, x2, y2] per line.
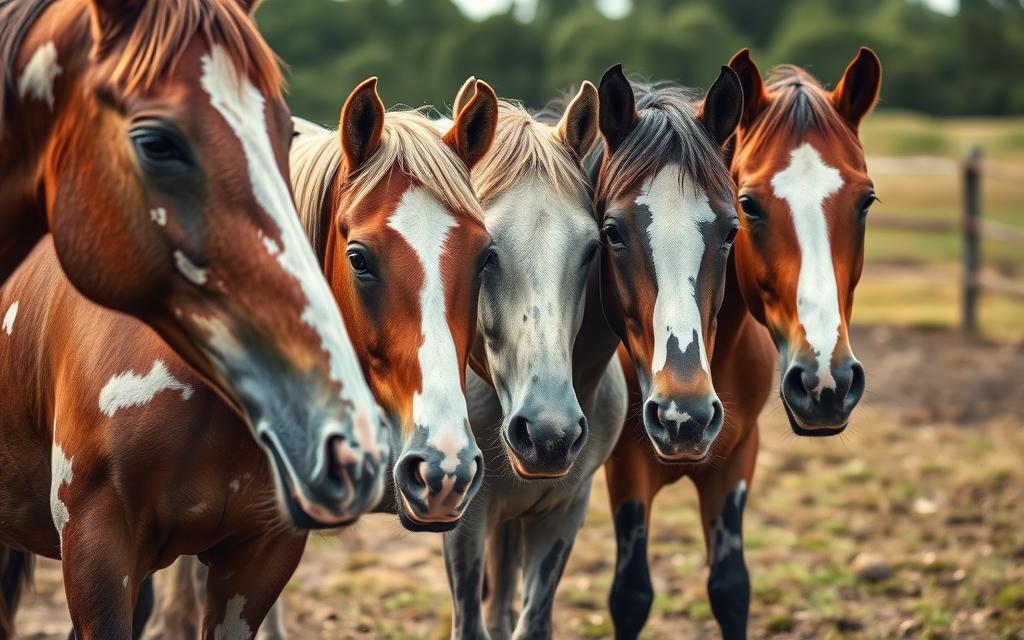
[99, 360, 194, 417]
[214, 595, 251, 640]
[479, 180, 596, 413]
[18, 41, 61, 108]
[2, 301, 18, 335]
[200, 45, 379, 437]
[711, 480, 747, 564]
[174, 250, 207, 285]
[387, 186, 470, 475]
[640, 164, 715, 377]
[49, 419, 73, 554]
[229, 478, 240, 493]
[150, 207, 167, 225]
[122, 575, 129, 589]
[771, 143, 844, 395]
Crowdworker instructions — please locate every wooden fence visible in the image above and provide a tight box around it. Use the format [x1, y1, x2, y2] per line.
[870, 146, 1024, 334]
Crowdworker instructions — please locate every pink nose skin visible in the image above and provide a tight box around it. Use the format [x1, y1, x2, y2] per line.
[395, 452, 483, 528]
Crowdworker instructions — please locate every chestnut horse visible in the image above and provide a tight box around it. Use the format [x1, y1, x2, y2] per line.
[443, 66, 743, 639]
[604, 49, 881, 639]
[0, 78, 495, 639]
[0, 0, 386, 528]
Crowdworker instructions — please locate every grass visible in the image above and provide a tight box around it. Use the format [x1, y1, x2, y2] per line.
[853, 111, 1024, 339]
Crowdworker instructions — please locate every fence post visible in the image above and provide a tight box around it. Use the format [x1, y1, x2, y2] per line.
[962, 145, 982, 334]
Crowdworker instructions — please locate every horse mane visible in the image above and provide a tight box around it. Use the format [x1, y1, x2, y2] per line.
[0, 0, 55, 129]
[745, 65, 859, 151]
[292, 109, 484, 256]
[0, 0, 280, 133]
[595, 80, 734, 207]
[472, 99, 589, 208]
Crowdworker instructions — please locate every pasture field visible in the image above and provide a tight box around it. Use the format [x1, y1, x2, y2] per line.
[857, 112, 1024, 340]
[18, 325, 1024, 639]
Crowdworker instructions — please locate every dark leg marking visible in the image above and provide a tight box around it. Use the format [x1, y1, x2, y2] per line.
[608, 500, 653, 640]
[707, 481, 750, 640]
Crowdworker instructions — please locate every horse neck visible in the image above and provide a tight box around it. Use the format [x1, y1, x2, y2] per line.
[571, 261, 620, 402]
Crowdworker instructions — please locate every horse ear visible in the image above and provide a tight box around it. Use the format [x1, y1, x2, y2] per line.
[557, 81, 599, 159]
[444, 79, 498, 171]
[86, 0, 143, 40]
[598, 64, 637, 154]
[698, 66, 744, 147]
[339, 77, 385, 173]
[831, 48, 882, 131]
[453, 76, 477, 118]
[728, 48, 768, 129]
[236, 0, 263, 13]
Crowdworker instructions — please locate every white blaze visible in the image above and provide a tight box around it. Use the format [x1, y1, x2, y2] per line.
[771, 143, 844, 395]
[640, 164, 715, 377]
[387, 187, 469, 475]
[50, 418, 73, 554]
[199, 45, 378, 441]
[18, 41, 61, 108]
[99, 360, 194, 417]
[2, 301, 18, 335]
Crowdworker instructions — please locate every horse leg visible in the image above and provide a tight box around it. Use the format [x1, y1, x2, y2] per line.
[0, 546, 34, 640]
[60, 502, 147, 639]
[443, 518, 489, 640]
[510, 486, 589, 640]
[604, 442, 662, 640]
[483, 519, 522, 640]
[695, 424, 758, 640]
[144, 557, 202, 640]
[200, 533, 306, 640]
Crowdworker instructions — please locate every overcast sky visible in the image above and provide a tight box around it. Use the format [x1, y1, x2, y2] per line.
[451, 0, 959, 21]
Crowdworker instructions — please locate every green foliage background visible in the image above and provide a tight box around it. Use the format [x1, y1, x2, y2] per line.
[253, 0, 1024, 125]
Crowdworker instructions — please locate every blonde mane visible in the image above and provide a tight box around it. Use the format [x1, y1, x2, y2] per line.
[473, 100, 589, 207]
[291, 109, 484, 253]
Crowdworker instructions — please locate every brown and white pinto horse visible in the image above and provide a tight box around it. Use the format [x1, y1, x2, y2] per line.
[0, 0, 386, 527]
[0, 78, 495, 639]
[604, 49, 881, 640]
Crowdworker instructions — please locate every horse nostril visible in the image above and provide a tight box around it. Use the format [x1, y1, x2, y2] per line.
[783, 365, 811, 406]
[506, 415, 535, 455]
[643, 400, 664, 435]
[326, 435, 350, 485]
[569, 416, 588, 455]
[845, 361, 866, 412]
[397, 455, 428, 492]
[709, 398, 724, 431]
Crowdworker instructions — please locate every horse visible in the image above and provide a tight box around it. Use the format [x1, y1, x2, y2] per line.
[0, 0, 387, 531]
[0, 77, 496, 639]
[443, 65, 744, 640]
[604, 48, 881, 639]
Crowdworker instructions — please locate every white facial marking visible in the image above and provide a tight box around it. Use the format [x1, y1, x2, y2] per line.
[214, 595, 251, 640]
[387, 187, 469, 475]
[50, 418, 73, 554]
[712, 480, 746, 564]
[200, 45, 378, 442]
[174, 250, 207, 285]
[771, 143, 844, 395]
[18, 41, 61, 108]
[150, 207, 167, 226]
[2, 301, 18, 335]
[640, 164, 715, 377]
[662, 401, 691, 425]
[99, 360, 194, 417]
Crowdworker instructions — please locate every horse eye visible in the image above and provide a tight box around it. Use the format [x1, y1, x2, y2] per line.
[479, 247, 498, 274]
[723, 226, 739, 247]
[347, 249, 371, 276]
[130, 128, 189, 169]
[858, 193, 878, 221]
[602, 223, 625, 248]
[738, 195, 764, 221]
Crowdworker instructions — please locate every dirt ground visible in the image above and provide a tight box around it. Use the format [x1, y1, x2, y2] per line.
[16, 325, 1024, 639]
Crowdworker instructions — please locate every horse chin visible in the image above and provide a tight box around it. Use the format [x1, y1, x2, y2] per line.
[263, 438, 357, 530]
[397, 509, 461, 533]
[782, 402, 849, 437]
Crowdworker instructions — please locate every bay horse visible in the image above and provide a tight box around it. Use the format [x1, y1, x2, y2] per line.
[604, 49, 881, 639]
[0, 77, 496, 639]
[0, 0, 387, 529]
[445, 66, 744, 639]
